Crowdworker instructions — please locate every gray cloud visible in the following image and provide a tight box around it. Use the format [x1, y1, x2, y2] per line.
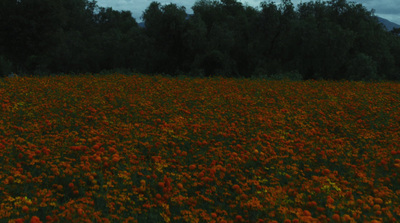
[95, 0, 400, 24]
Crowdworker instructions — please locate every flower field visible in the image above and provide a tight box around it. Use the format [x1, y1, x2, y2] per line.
[0, 74, 400, 223]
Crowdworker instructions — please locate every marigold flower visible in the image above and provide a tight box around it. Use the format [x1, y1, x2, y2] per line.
[327, 196, 334, 204]
[373, 204, 381, 211]
[303, 210, 311, 216]
[374, 198, 383, 204]
[307, 201, 317, 207]
[342, 214, 351, 222]
[322, 169, 331, 175]
[316, 207, 325, 212]
[77, 208, 84, 216]
[22, 205, 29, 213]
[7, 176, 14, 183]
[235, 215, 243, 222]
[112, 156, 120, 162]
[232, 184, 240, 190]
[332, 214, 340, 222]
[177, 183, 184, 190]
[95, 156, 102, 163]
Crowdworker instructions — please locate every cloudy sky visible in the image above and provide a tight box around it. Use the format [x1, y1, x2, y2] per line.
[95, 0, 400, 25]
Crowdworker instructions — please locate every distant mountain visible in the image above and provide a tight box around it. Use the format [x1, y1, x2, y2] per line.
[377, 17, 400, 31]
[138, 22, 145, 28]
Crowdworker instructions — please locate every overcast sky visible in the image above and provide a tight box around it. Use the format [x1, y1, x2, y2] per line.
[95, 0, 400, 25]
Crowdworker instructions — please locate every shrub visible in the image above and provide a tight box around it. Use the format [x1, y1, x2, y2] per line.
[0, 55, 13, 78]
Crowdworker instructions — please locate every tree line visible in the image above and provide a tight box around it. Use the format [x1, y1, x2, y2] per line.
[1, 0, 400, 81]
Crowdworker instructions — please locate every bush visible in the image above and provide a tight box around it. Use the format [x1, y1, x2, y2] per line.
[347, 53, 380, 81]
[268, 71, 304, 81]
[0, 55, 13, 78]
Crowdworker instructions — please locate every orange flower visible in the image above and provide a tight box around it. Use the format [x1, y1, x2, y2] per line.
[322, 169, 331, 175]
[30, 216, 42, 223]
[22, 205, 29, 213]
[316, 207, 325, 212]
[112, 155, 120, 162]
[177, 183, 184, 190]
[342, 214, 351, 222]
[232, 184, 240, 190]
[211, 213, 217, 218]
[332, 214, 340, 222]
[356, 199, 364, 205]
[307, 201, 317, 207]
[235, 215, 243, 222]
[374, 198, 383, 204]
[303, 210, 311, 216]
[373, 204, 381, 211]
[77, 208, 84, 216]
[7, 176, 14, 184]
[95, 156, 102, 163]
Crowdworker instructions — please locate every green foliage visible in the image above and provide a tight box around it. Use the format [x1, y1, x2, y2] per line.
[1, 0, 400, 80]
[0, 55, 13, 77]
[347, 53, 379, 81]
[269, 71, 304, 81]
[251, 70, 303, 81]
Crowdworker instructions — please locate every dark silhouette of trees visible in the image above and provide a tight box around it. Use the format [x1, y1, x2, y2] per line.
[142, 2, 188, 75]
[1, 0, 400, 81]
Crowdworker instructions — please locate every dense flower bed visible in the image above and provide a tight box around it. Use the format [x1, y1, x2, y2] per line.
[0, 74, 399, 223]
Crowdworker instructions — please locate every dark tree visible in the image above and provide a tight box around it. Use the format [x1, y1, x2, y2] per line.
[142, 2, 188, 75]
[0, 0, 399, 80]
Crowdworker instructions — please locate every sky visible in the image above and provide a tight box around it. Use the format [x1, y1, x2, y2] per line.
[95, 0, 400, 25]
